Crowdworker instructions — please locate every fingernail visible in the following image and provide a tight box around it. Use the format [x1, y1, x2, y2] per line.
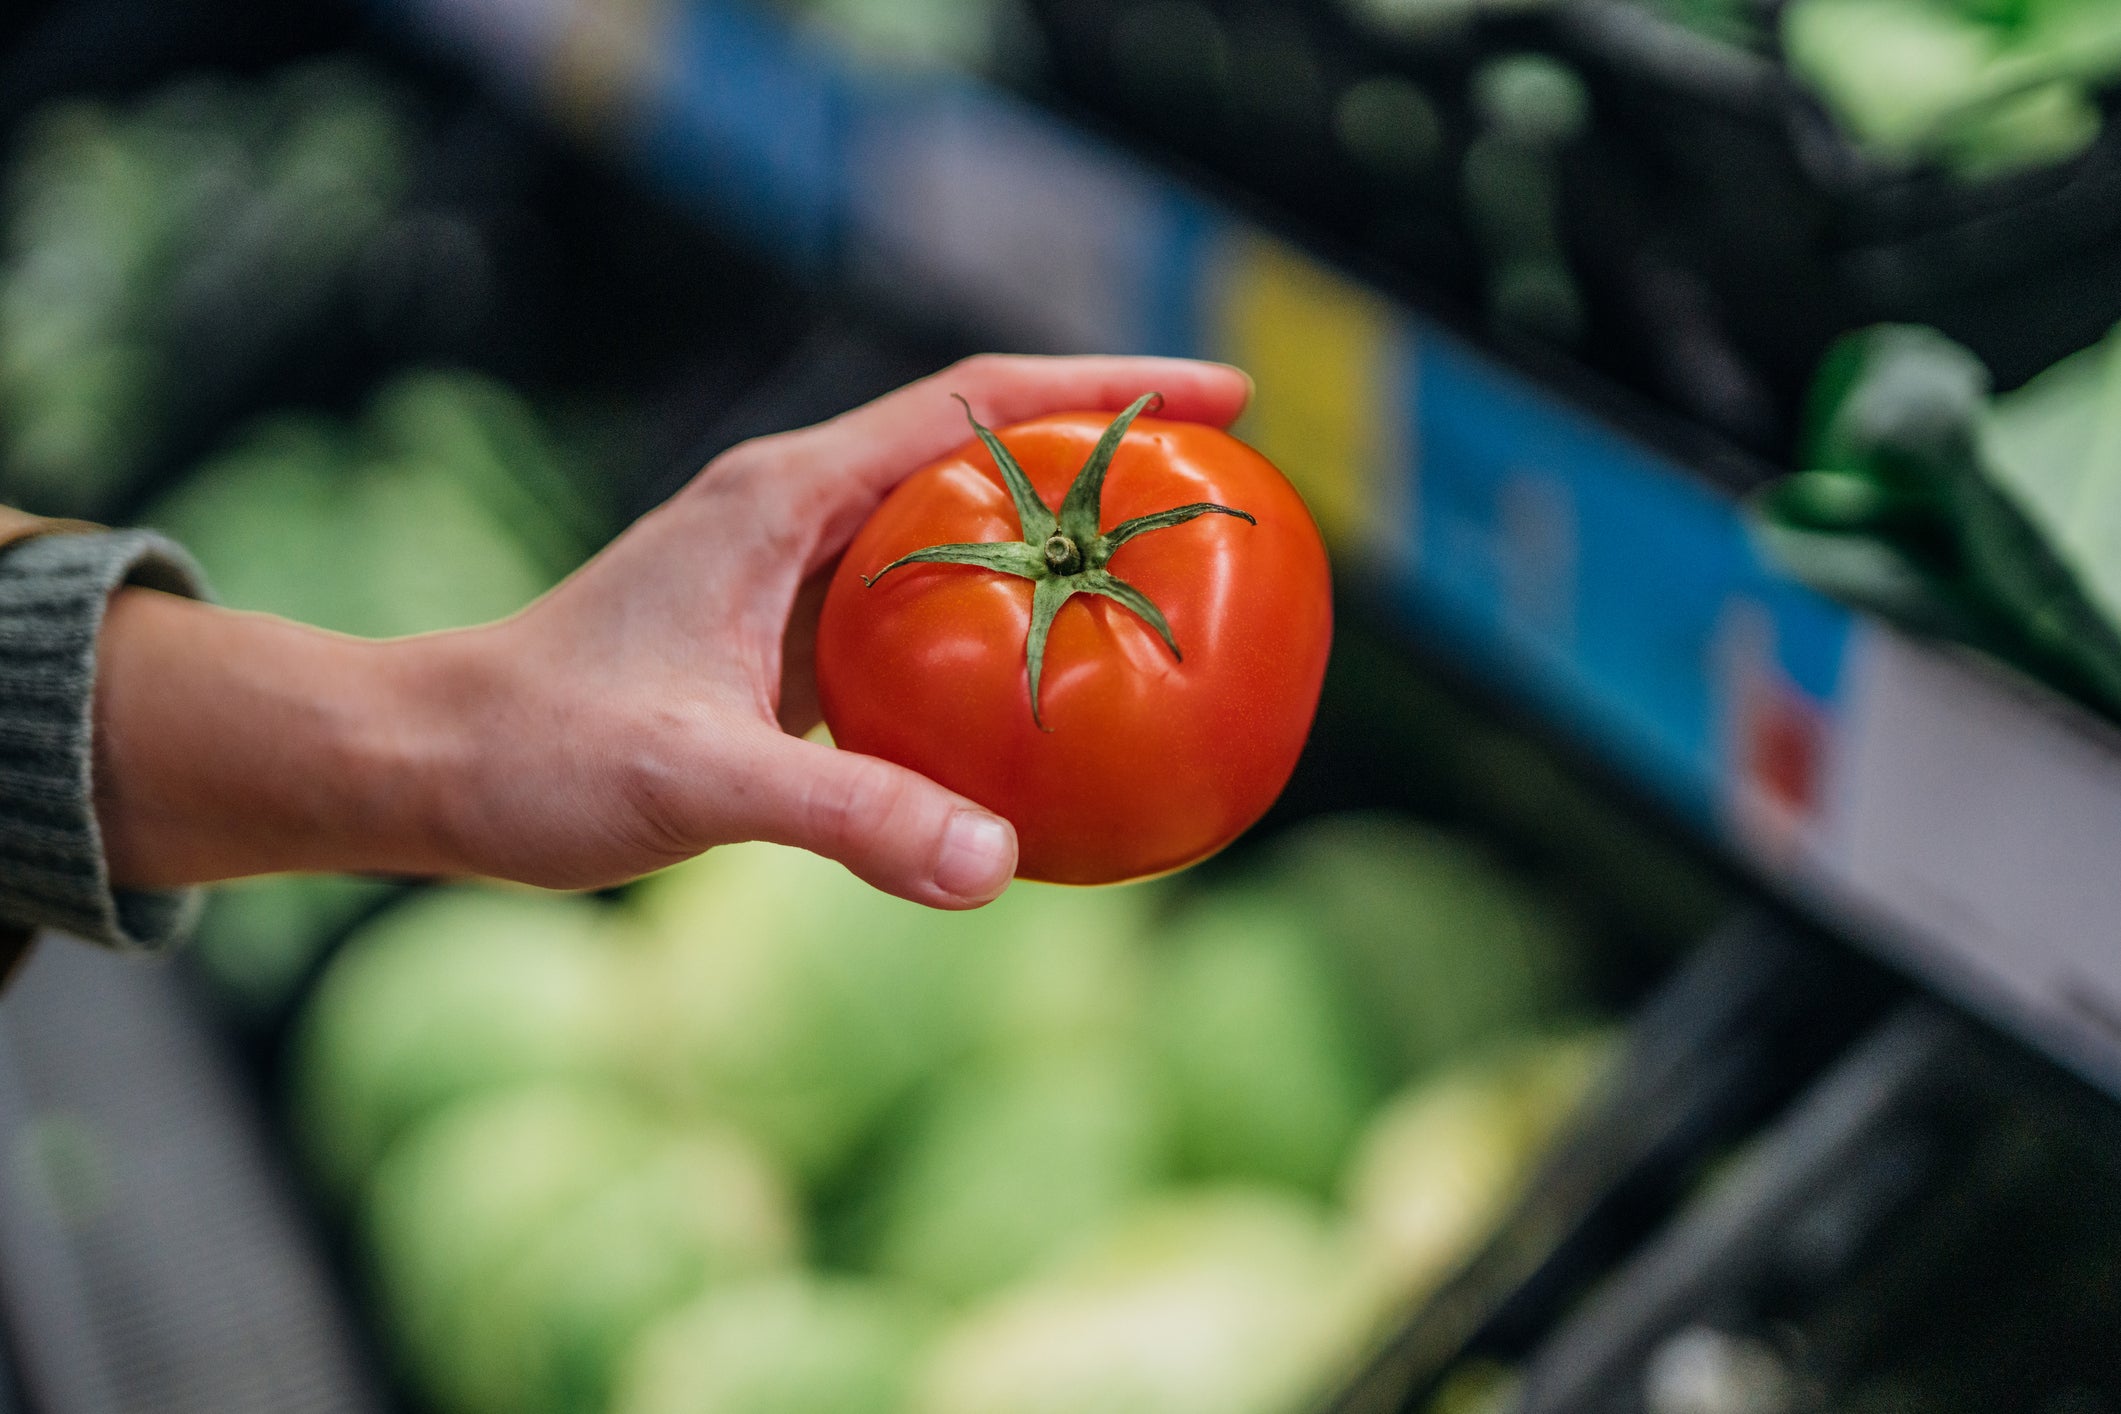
[934, 810, 1016, 902]
[1214, 361, 1256, 403]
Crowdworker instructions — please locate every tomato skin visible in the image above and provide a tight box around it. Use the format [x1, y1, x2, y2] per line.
[815, 411, 1333, 885]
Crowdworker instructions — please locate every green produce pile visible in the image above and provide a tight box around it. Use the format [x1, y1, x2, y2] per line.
[1754, 320, 2121, 718]
[0, 62, 416, 515]
[288, 816, 1612, 1414]
[1782, 0, 2121, 176]
[1343, 0, 2121, 178]
[152, 370, 605, 1013]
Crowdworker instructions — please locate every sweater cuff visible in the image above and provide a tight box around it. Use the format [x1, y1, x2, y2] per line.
[0, 530, 211, 951]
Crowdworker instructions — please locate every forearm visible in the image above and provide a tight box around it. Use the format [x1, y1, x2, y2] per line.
[93, 588, 490, 889]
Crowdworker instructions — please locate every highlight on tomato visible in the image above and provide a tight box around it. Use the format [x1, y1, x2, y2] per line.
[816, 391, 1333, 885]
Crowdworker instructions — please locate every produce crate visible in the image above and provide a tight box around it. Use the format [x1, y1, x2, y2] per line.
[1546, 0, 2121, 437]
[1026, 0, 2121, 457]
[1488, 1000, 2121, 1412]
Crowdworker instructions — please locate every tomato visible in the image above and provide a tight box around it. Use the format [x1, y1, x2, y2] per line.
[816, 394, 1332, 885]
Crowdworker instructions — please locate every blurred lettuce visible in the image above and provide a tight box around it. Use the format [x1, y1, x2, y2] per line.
[849, 1043, 1167, 1305]
[455, 1123, 799, 1414]
[1147, 889, 1380, 1196]
[0, 63, 415, 513]
[911, 1189, 1368, 1414]
[292, 821, 1616, 1414]
[290, 887, 631, 1202]
[1783, 0, 2121, 175]
[148, 369, 588, 640]
[612, 1272, 933, 1414]
[1344, 1034, 1612, 1314]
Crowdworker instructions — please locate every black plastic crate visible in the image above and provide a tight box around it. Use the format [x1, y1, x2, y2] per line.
[1023, 0, 2121, 460]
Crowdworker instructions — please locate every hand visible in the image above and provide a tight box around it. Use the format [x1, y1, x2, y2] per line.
[94, 355, 1253, 907]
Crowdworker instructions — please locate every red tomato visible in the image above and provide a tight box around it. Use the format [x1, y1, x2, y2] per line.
[816, 396, 1332, 885]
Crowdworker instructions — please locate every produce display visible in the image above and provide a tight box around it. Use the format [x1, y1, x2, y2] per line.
[817, 397, 1333, 884]
[1755, 320, 2121, 720]
[0, 61, 417, 516]
[1019, 0, 2121, 451]
[1339, 0, 2121, 177]
[289, 816, 1611, 1414]
[1782, 0, 2121, 175]
[12, 10, 2043, 1414]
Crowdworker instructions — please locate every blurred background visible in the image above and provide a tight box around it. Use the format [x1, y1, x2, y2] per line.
[4, 0, 2121, 1411]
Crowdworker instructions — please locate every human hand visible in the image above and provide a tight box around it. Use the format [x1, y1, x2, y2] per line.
[95, 355, 1252, 906]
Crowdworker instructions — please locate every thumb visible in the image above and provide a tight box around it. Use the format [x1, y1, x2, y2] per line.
[725, 732, 1018, 908]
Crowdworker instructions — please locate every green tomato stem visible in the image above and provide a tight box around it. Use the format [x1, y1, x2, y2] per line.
[862, 394, 1256, 730]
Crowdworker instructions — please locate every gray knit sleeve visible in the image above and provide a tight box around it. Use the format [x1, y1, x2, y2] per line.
[0, 529, 211, 951]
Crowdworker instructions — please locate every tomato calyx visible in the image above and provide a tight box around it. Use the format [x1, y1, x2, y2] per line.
[860, 392, 1257, 730]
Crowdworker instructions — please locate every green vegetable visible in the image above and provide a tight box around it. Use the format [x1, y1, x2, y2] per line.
[960, 879, 1160, 1055]
[143, 417, 358, 630]
[453, 1125, 799, 1414]
[1781, 0, 2121, 176]
[149, 373, 571, 641]
[911, 1189, 1367, 1414]
[366, 371, 605, 582]
[363, 1085, 658, 1405]
[1761, 321, 2121, 717]
[308, 815, 1612, 1414]
[625, 842, 978, 1187]
[1753, 326, 1997, 632]
[1147, 890, 1379, 1196]
[190, 873, 395, 1019]
[1255, 815, 1585, 1086]
[1784, 0, 2003, 160]
[290, 887, 627, 1200]
[1343, 1035, 1609, 1313]
[1462, 60, 1587, 345]
[344, 451, 559, 634]
[1471, 55, 1590, 149]
[850, 1044, 1167, 1305]
[811, 875, 1163, 1286]
[611, 1272, 932, 1414]
[1747, 504, 1979, 633]
[1806, 323, 1990, 473]
[1965, 322, 2121, 704]
[0, 64, 414, 513]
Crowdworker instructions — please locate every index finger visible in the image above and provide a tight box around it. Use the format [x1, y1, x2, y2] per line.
[770, 353, 1253, 518]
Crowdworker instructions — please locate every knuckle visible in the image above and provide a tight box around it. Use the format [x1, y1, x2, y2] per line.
[695, 435, 777, 492]
[806, 758, 910, 857]
[615, 715, 704, 866]
[947, 352, 1013, 396]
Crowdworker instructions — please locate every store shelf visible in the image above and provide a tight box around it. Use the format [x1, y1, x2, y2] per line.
[370, 0, 2121, 1100]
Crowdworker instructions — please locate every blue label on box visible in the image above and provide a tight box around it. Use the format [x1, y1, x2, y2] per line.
[630, 0, 852, 270]
[1402, 326, 1851, 825]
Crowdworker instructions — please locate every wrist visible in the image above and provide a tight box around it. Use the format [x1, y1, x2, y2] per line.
[95, 591, 501, 887]
[378, 622, 516, 881]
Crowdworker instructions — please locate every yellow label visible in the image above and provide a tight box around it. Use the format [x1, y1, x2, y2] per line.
[1209, 233, 1400, 553]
